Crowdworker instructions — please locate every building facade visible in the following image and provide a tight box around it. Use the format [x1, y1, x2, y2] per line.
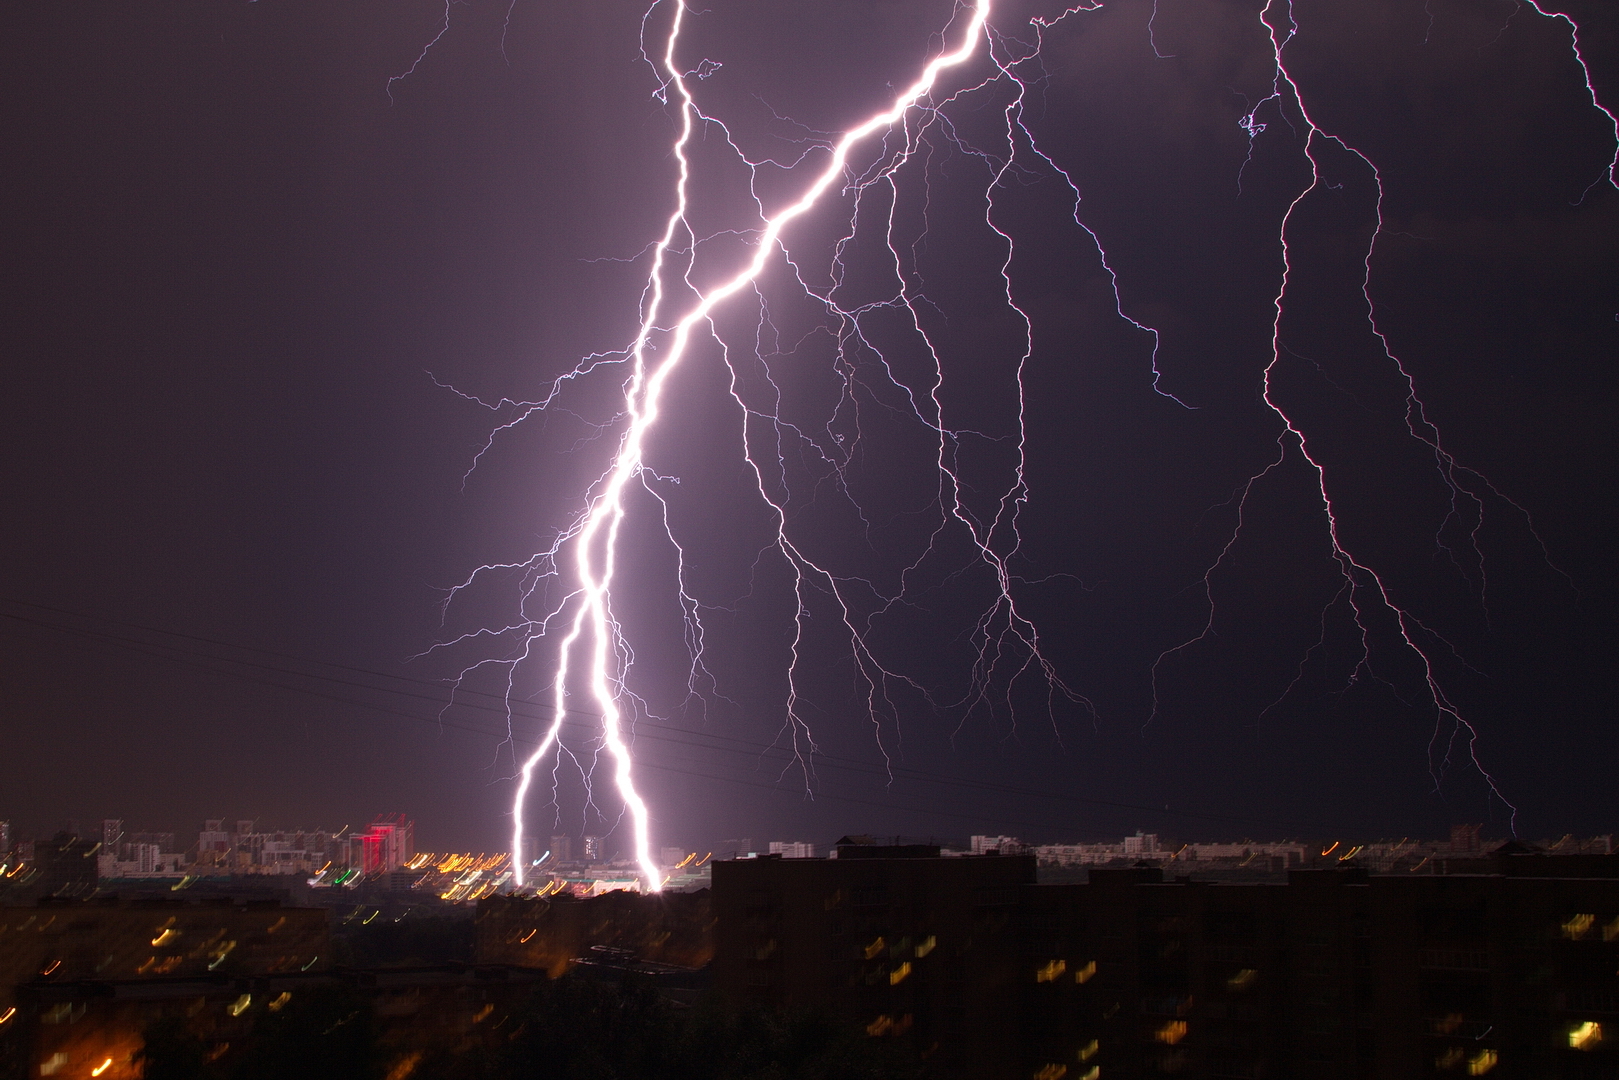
[713, 847, 1619, 1079]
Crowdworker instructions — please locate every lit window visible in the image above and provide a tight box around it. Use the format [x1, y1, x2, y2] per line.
[1562, 914, 1595, 940]
[1467, 1049, 1497, 1075]
[1154, 1020, 1187, 1045]
[1570, 1021, 1602, 1051]
[1037, 959, 1067, 983]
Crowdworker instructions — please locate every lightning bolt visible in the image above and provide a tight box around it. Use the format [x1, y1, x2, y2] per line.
[492, 0, 1029, 893]
[398, 0, 1615, 882]
[1151, 0, 1616, 829]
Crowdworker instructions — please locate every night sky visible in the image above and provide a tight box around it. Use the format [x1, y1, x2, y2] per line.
[2, 0, 1614, 857]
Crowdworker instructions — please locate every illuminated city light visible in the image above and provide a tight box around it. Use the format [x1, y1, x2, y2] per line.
[1078, 1039, 1099, 1062]
[267, 992, 292, 1013]
[1562, 913, 1595, 940]
[1467, 1049, 1498, 1075]
[1154, 1020, 1187, 1045]
[1570, 1021, 1602, 1050]
[207, 941, 237, 971]
[1074, 960, 1097, 984]
[90, 1060, 113, 1078]
[1033, 1066, 1068, 1080]
[385, 1052, 425, 1080]
[1227, 968, 1257, 991]
[1036, 959, 1067, 983]
[228, 993, 252, 1017]
[889, 962, 912, 985]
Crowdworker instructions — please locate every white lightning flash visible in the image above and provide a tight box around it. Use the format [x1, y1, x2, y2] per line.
[508, 0, 1000, 892]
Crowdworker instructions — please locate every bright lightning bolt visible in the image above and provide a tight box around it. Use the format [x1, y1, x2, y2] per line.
[397, 0, 1617, 881]
[498, 0, 1013, 892]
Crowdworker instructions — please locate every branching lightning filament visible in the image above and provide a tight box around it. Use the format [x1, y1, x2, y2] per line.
[409, 0, 1618, 884]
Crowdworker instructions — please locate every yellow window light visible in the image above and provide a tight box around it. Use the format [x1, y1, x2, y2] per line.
[228, 994, 252, 1017]
[1562, 914, 1595, 940]
[1037, 959, 1067, 983]
[1033, 1065, 1068, 1080]
[1570, 1021, 1602, 1051]
[91, 1060, 114, 1078]
[1078, 1039, 1099, 1062]
[864, 937, 886, 961]
[1074, 960, 1096, 984]
[1467, 1049, 1498, 1075]
[1154, 1021, 1187, 1045]
[889, 962, 912, 985]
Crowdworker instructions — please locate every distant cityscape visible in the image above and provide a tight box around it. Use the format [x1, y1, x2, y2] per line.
[2, 815, 1611, 904]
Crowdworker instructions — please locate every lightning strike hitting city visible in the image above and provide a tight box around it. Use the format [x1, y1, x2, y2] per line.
[3, 4, 1619, 1076]
[397, 0, 1619, 893]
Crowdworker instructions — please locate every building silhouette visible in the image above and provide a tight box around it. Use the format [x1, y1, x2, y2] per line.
[713, 842, 1619, 1079]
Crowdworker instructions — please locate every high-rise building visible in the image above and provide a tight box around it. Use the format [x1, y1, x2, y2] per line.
[196, 819, 231, 867]
[355, 814, 415, 874]
[970, 834, 1022, 854]
[582, 835, 603, 861]
[768, 841, 817, 859]
[0, 821, 9, 857]
[550, 834, 573, 863]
